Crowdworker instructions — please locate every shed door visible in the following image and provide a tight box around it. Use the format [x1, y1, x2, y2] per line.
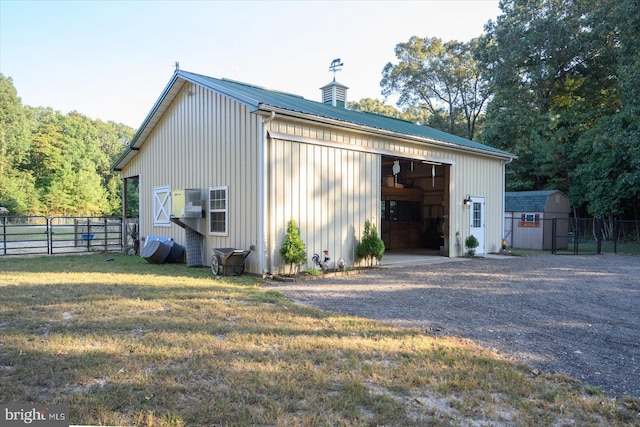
[153, 186, 172, 227]
[470, 196, 485, 254]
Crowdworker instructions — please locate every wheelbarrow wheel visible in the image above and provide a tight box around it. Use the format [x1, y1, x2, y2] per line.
[211, 254, 221, 275]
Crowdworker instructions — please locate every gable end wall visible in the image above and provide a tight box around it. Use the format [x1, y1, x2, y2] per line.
[119, 83, 263, 271]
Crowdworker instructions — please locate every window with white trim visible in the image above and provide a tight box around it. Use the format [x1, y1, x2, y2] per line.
[209, 186, 228, 235]
[519, 213, 541, 228]
[153, 186, 171, 227]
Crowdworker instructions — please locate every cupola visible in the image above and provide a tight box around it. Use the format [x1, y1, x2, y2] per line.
[321, 58, 349, 108]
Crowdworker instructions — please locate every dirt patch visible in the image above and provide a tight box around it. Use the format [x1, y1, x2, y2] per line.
[266, 254, 640, 397]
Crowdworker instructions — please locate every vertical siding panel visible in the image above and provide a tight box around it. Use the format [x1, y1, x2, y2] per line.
[238, 107, 245, 246]
[305, 142, 314, 259]
[339, 150, 349, 262]
[291, 141, 300, 225]
[347, 151, 361, 263]
[322, 145, 329, 250]
[236, 102, 242, 245]
[284, 140, 293, 226]
[122, 86, 263, 270]
[298, 143, 308, 250]
[275, 139, 285, 251]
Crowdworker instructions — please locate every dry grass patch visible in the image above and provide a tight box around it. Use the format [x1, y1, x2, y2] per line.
[1, 254, 638, 426]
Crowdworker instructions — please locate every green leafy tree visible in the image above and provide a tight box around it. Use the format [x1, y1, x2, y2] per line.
[480, 0, 598, 191]
[571, 0, 640, 218]
[357, 220, 385, 267]
[0, 75, 39, 214]
[479, 0, 639, 220]
[279, 219, 307, 275]
[381, 36, 489, 140]
[124, 178, 140, 217]
[348, 98, 432, 125]
[348, 98, 404, 118]
[0, 75, 30, 175]
[0, 76, 135, 216]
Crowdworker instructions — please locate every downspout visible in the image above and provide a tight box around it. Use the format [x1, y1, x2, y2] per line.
[260, 111, 276, 275]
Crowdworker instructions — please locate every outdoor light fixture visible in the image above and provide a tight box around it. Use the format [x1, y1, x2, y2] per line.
[463, 195, 472, 208]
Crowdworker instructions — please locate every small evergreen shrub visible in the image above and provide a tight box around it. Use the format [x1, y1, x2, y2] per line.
[279, 219, 307, 275]
[357, 220, 385, 267]
[465, 235, 479, 256]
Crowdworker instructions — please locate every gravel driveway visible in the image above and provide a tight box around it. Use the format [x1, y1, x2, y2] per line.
[266, 255, 640, 397]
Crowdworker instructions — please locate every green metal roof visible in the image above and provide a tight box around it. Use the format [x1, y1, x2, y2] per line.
[114, 70, 514, 171]
[505, 190, 563, 212]
[178, 70, 513, 158]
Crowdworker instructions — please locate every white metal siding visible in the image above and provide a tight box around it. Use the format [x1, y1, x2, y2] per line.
[267, 135, 381, 272]
[120, 83, 262, 271]
[448, 155, 506, 255]
[268, 119, 507, 259]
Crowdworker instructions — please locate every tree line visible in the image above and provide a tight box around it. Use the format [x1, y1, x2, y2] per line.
[0, 74, 134, 216]
[351, 0, 639, 220]
[1, 0, 637, 221]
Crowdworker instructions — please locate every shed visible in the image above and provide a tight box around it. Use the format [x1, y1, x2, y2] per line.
[504, 190, 571, 250]
[114, 69, 515, 274]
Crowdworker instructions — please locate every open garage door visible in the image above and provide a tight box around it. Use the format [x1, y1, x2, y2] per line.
[381, 157, 449, 252]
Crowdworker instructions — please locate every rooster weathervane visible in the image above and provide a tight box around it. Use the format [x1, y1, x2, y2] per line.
[328, 58, 344, 80]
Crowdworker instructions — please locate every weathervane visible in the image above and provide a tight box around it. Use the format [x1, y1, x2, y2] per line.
[328, 58, 344, 81]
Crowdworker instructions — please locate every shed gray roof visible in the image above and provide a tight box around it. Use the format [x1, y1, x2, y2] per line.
[114, 70, 514, 170]
[505, 190, 563, 212]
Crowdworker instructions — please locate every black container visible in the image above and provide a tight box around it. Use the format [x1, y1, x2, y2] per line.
[141, 240, 171, 264]
[165, 241, 185, 263]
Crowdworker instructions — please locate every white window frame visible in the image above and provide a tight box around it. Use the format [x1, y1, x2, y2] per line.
[209, 186, 228, 236]
[519, 213, 541, 228]
[152, 186, 171, 227]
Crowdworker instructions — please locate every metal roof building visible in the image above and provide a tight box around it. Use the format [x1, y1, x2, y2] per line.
[116, 70, 515, 274]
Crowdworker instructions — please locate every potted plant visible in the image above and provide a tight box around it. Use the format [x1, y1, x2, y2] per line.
[357, 220, 385, 267]
[465, 235, 479, 256]
[279, 219, 307, 276]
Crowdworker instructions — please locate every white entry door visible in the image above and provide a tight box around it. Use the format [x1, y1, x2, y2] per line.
[470, 196, 485, 254]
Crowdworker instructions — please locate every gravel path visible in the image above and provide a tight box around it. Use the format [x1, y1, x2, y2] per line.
[266, 255, 640, 397]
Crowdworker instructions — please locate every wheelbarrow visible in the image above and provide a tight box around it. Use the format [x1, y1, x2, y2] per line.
[211, 248, 251, 275]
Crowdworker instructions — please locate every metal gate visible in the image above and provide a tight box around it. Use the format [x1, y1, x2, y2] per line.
[0, 216, 123, 256]
[552, 218, 640, 255]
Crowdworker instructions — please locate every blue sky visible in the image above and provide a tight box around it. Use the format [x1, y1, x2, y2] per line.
[1, 0, 501, 129]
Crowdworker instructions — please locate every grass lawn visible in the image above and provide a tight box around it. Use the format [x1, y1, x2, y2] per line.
[0, 254, 638, 426]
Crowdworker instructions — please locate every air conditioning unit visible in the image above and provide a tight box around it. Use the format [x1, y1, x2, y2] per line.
[172, 189, 204, 218]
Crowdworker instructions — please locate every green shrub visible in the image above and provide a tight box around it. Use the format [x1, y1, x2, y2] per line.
[465, 235, 479, 256]
[279, 219, 307, 275]
[357, 220, 385, 267]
